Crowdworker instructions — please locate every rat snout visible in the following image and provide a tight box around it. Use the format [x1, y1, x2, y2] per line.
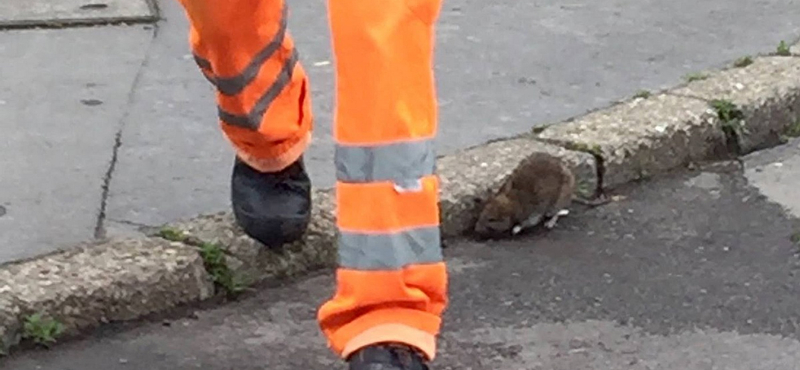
[473, 219, 510, 240]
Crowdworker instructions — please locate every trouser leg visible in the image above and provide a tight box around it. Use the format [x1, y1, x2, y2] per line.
[177, 0, 312, 172]
[317, 0, 448, 363]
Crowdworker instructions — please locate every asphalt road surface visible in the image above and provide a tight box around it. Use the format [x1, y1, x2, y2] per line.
[3, 140, 800, 370]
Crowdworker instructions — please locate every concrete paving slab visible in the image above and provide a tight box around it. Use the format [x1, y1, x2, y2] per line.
[102, 0, 800, 231]
[0, 25, 153, 264]
[0, 0, 156, 28]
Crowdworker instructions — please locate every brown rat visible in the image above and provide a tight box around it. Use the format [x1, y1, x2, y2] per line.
[473, 152, 610, 238]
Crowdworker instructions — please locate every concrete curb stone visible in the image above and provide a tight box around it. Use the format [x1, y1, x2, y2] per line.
[535, 92, 727, 190]
[669, 56, 800, 155]
[0, 297, 21, 355]
[4, 54, 800, 357]
[0, 238, 213, 353]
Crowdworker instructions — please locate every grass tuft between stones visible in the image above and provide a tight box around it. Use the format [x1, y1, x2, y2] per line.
[531, 123, 552, 134]
[776, 40, 791, 56]
[710, 99, 747, 154]
[633, 90, 651, 99]
[684, 72, 709, 82]
[733, 56, 754, 68]
[568, 142, 603, 157]
[711, 99, 747, 132]
[22, 313, 64, 348]
[197, 241, 251, 297]
[157, 226, 251, 297]
[157, 226, 187, 242]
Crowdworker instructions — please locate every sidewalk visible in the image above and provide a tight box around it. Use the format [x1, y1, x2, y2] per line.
[2, 0, 799, 265]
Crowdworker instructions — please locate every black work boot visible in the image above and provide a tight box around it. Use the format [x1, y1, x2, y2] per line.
[347, 343, 430, 370]
[230, 155, 311, 249]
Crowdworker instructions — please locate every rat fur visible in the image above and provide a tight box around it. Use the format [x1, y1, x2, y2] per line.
[473, 152, 608, 238]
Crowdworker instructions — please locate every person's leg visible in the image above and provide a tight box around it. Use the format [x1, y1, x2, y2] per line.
[317, 0, 447, 368]
[176, 0, 313, 247]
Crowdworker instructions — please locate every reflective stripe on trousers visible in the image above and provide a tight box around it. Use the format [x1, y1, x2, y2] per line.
[176, 0, 448, 361]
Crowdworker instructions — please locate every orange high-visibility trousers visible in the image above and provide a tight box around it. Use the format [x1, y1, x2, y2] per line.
[176, 0, 448, 361]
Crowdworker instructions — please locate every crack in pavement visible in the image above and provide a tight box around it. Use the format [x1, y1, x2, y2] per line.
[93, 23, 161, 240]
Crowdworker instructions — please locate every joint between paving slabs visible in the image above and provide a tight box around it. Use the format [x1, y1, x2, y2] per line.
[154, 226, 255, 299]
[0, 17, 161, 31]
[0, 0, 162, 31]
[92, 25, 160, 240]
[106, 218, 163, 236]
[93, 124, 124, 240]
